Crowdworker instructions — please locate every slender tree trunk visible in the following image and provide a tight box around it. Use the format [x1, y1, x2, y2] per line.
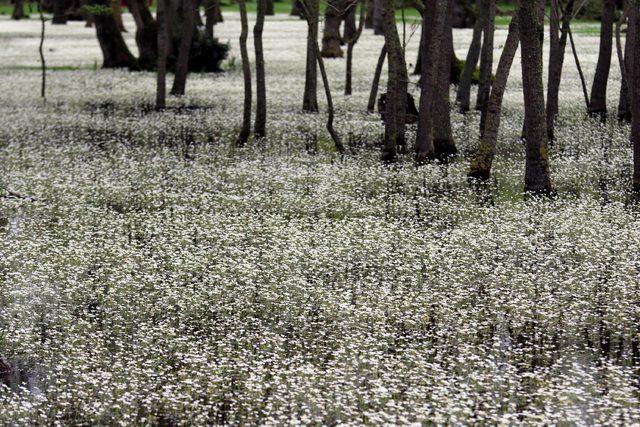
[629, 1, 640, 192]
[124, 0, 158, 70]
[237, 0, 252, 146]
[365, 0, 374, 28]
[476, 0, 495, 136]
[416, 0, 448, 164]
[345, 0, 366, 95]
[156, 0, 168, 109]
[300, 0, 345, 154]
[568, 26, 590, 108]
[303, 0, 319, 111]
[205, 0, 215, 37]
[322, 0, 344, 57]
[367, 44, 386, 113]
[171, 0, 195, 95]
[519, 0, 552, 194]
[456, 0, 482, 112]
[546, 0, 573, 142]
[588, 0, 615, 119]
[52, 0, 68, 24]
[617, 2, 631, 123]
[413, 23, 423, 74]
[194, 0, 204, 26]
[11, 0, 25, 19]
[373, 0, 384, 35]
[38, 0, 46, 100]
[433, 2, 457, 159]
[469, 13, 520, 180]
[254, 0, 267, 138]
[266, 0, 275, 15]
[381, 0, 407, 162]
[90, 0, 139, 69]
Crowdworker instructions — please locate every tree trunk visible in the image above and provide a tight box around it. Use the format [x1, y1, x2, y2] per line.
[237, 0, 252, 146]
[254, 0, 267, 138]
[205, 0, 222, 37]
[365, 0, 373, 28]
[476, 0, 495, 136]
[433, 2, 457, 159]
[381, 0, 407, 162]
[52, 0, 68, 24]
[303, 0, 319, 111]
[373, 0, 384, 35]
[617, 2, 631, 123]
[343, 1, 357, 42]
[11, 0, 25, 19]
[90, 0, 139, 69]
[321, 0, 344, 57]
[469, 13, 520, 180]
[345, 0, 366, 95]
[367, 44, 386, 113]
[629, 1, 640, 193]
[413, 23, 423, 74]
[156, 0, 168, 109]
[194, 0, 204, 26]
[124, 0, 158, 70]
[416, 0, 448, 164]
[546, 0, 573, 142]
[266, 0, 274, 15]
[111, 0, 127, 32]
[588, 0, 615, 119]
[519, 0, 552, 194]
[291, 0, 301, 16]
[456, 0, 482, 112]
[171, 0, 195, 95]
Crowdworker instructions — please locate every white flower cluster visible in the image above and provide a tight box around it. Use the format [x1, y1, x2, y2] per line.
[0, 12, 638, 426]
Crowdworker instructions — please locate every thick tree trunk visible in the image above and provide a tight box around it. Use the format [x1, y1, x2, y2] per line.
[321, 0, 344, 57]
[588, 0, 615, 119]
[629, 1, 640, 192]
[111, 0, 127, 32]
[254, 0, 267, 138]
[373, 0, 384, 35]
[90, 0, 139, 69]
[433, 3, 457, 159]
[546, 0, 573, 142]
[343, 1, 357, 42]
[365, 0, 373, 28]
[11, 0, 25, 19]
[476, 0, 495, 136]
[381, 0, 407, 162]
[416, 0, 448, 164]
[519, 0, 552, 194]
[237, 0, 252, 146]
[469, 13, 520, 180]
[345, 0, 366, 95]
[266, 0, 274, 15]
[456, 0, 482, 112]
[156, 0, 168, 109]
[303, 0, 319, 111]
[124, 0, 158, 70]
[171, 0, 196, 95]
[52, 0, 68, 24]
[367, 44, 386, 113]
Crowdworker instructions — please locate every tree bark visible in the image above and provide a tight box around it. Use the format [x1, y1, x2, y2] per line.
[617, 2, 631, 123]
[519, 0, 552, 194]
[367, 44, 386, 113]
[343, 1, 357, 42]
[415, 0, 448, 164]
[588, 0, 615, 119]
[546, 0, 573, 142]
[321, 0, 344, 57]
[237, 0, 252, 146]
[469, 13, 520, 180]
[373, 0, 384, 35]
[111, 0, 126, 32]
[629, 1, 640, 192]
[124, 0, 158, 70]
[381, 0, 407, 162]
[364, 0, 373, 28]
[303, 0, 319, 111]
[171, 0, 196, 95]
[266, 0, 275, 15]
[291, 0, 302, 16]
[413, 23, 423, 74]
[11, 0, 25, 19]
[456, 0, 482, 112]
[433, 2, 457, 159]
[156, 0, 168, 109]
[205, 0, 222, 37]
[254, 0, 267, 138]
[476, 0, 495, 136]
[345, 0, 366, 95]
[90, 0, 139, 69]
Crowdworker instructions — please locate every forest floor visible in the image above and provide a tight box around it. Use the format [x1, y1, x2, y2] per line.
[1, 12, 640, 425]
